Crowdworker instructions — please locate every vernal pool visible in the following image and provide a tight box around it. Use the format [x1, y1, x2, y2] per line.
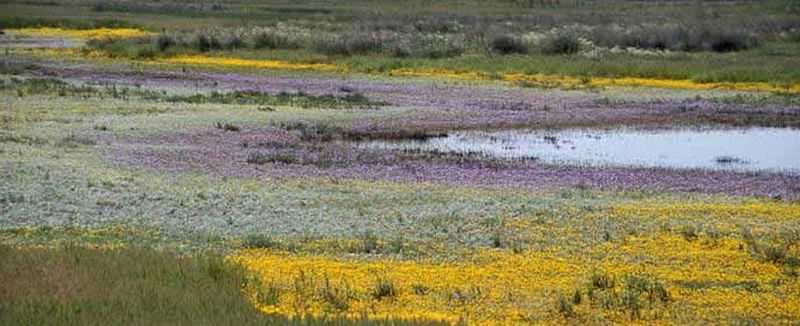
[360, 126, 800, 173]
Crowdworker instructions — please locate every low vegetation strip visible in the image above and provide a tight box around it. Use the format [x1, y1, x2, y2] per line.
[6, 27, 150, 39]
[395, 69, 800, 94]
[0, 17, 139, 30]
[51, 49, 800, 93]
[159, 55, 338, 72]
[6, 28, 798, 92]
[139, 52, 800, 93]
[0, 77, 384, 110]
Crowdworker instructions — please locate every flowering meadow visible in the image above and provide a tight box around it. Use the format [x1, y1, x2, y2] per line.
[2, 1, 800, 324]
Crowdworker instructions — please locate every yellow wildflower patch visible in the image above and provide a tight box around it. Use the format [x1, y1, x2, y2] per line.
[230, 249, 582, 324]
[609, 201, 800, 220]
[159, 55, 338, 72]
[586, 76, 800, 93]
[389, 68, 487, 81]
[16, 47, 108, 60]
[230, 233, 800, 324]
[392, 68, 800, 93]
[597, 235, 783, 284]
[7, 27, 149, 39]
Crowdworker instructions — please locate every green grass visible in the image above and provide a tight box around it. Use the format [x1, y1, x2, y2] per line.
[0, 244, 270, 325]
[167, 43, 800, 84]
[80, 30, 800, 84]
[338, 44, 800, 84]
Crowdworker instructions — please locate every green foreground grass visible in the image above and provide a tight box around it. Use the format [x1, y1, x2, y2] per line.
[0, 244, 269, 325]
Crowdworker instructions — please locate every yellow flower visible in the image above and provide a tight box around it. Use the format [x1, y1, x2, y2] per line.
[229, 237, 800, 324]
[7, 27, 149, 39]
[396, 68, 800, 93]
[159, 55, 338, 71]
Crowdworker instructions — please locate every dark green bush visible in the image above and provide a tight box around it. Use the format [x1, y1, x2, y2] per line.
[492, 34, 527, 54]
[155, 34, 174, 52]
[540, 33, 581, 55]
[195, 34, 222, 52]
[253, 32, 301, 49]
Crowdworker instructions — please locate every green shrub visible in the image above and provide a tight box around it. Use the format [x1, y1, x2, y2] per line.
[253, 31, 301, 49]
[246, 152, 296, 165]
[194, 34, 222, 52]
[540, 33, 581, 55]
[492, 34, 527, 54]
[708, 30, 759, 52]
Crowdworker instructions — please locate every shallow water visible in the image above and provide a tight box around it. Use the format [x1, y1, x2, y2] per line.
[359, 126, 800, 173]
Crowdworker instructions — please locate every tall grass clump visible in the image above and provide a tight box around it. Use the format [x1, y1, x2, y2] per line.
[371, 278, 398, 300]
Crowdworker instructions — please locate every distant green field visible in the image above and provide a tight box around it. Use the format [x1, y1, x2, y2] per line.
[5, 0, 798, 84]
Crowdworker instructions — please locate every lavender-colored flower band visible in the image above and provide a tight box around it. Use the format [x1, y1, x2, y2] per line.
[37, 64, 800, 198]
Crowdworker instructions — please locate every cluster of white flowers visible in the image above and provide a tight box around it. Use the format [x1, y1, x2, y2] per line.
[518, 24, 679, 57]
[580, 42, 675, 58]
